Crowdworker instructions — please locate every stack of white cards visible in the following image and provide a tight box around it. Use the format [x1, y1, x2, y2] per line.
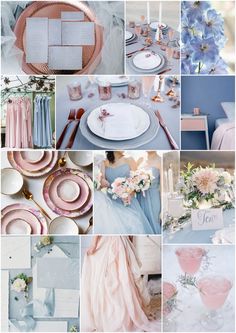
[26, 11, 95, 70]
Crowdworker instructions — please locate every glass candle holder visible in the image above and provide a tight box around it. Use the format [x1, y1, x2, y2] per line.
[67, 82, 83, 101]
[98, 80, 112, 100]
[128, 80, 141, 99]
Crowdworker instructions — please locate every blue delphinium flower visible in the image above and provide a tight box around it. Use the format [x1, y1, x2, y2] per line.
[203, 9, 224, 36]
[181, 1, 228, 74]
[183, 1, 211, 23]
[191, 36, 219, 63]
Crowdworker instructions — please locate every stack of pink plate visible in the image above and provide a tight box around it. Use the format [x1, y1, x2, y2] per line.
[1, 203, 48, 234]
[7, 151, 58, 177]
[43, 168, 93, 217]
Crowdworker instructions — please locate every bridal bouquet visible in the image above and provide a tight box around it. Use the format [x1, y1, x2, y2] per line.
[108, 177, 134, 206]
[181, 1, 228, 74]
[177, 163, 234, 209]
[130, 169, 155, 196]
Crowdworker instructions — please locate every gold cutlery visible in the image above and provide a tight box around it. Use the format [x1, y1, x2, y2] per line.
[65, 108, 85, 149]
[56, 109, 76, 149]
[155, 111, 179, 150]
[58, 152, 67, 167]
[84, 217, 93, 234]
[22, 188, 51, 220]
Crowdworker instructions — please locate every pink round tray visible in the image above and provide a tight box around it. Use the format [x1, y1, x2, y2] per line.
[14, 1, 103, 74]
[1, 203, 48, 234]
[43, 168, 93, 217]
[48, 172, 89, 211]
[8, 151, 58, 177]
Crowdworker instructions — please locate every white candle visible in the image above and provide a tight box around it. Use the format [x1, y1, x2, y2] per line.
[159, 1, 162, 26]
[147, 2, 150, 24]
[164, 170, 169, 192]
[168, 165, 174, 194]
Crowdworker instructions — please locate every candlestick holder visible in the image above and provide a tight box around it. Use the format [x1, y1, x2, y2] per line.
[166, 76, 177, 97]
[156, 24, 163, 45]
[144, 24, 153, 46]
[152, 75, 165, 102]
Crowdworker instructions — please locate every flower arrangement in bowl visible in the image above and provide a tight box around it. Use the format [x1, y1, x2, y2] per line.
[11, 273, 32, 301]
[181, 1, 228, 74]
[177, 163, 234, 210]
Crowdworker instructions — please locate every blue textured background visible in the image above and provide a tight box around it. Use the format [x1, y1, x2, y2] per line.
[181, 76, 235, 150]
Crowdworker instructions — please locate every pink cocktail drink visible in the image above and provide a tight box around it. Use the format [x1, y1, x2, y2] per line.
[197, 275, 232, 310]
[163, 281, 177, 316]
[175, 247, 205, 275]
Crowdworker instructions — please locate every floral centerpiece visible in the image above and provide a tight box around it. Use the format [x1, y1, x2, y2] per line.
[177, 163, 234, 209]
[181, 1, 228, 74]
[11, 273, 32, 301]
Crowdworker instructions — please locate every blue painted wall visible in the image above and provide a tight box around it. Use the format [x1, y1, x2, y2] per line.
[181, 76, 235, 150]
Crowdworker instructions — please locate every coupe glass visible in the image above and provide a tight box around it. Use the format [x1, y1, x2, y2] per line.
[163, 281, 177, 332]
[197, 275, 232, 331]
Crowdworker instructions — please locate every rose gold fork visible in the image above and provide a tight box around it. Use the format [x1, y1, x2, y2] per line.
[56, 109, 76, 149]
[65, 108, 85, 149]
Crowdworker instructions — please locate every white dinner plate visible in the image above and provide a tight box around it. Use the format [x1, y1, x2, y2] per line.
[95, 76, 129, 87]
[125, 31, 133, 41]
[132, 51, 162, 70]
[87, 103, 150, 141]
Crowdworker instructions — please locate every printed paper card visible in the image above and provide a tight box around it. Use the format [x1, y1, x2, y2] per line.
[191, 208, 224, 230]
[61, 22, 95, 45]
[1, 236, 31, 269]
[37, 257, 80, 290]
[48, 19, 61, 45]
[61, 11, 85, 20]
[26, 18, 48, 63]
[48, 46, 82, 70]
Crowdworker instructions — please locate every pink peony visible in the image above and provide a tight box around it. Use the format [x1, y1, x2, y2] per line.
[192, 168, 219, 194]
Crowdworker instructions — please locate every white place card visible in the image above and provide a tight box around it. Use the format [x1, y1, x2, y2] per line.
[1, 271, 9, 332]
[61, 11, 85, 20]
[191, 208, 224, 230]
[26, 18, 48, 63]
[48, 19, 61, 45]
[9, 321, 67, 332]
[62, 22, 95, 45]
[1, 236, 31, 269]
[48, 46, 82, 70]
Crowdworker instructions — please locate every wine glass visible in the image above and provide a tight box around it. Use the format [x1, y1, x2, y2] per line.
[168, 28, 176, 47]
[135, 23, 142, 41]
[165, 47, 174, 67]
[197, 275, 232, 331]
[142, 76, 155, 99]
[163, 281, 178, 332]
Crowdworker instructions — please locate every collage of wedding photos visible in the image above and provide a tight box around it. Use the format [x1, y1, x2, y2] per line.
[0, 0, 235, 333]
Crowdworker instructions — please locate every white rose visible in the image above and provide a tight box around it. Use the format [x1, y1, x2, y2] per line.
[222, 171, 232, 185]
[11, 278, 26, 293]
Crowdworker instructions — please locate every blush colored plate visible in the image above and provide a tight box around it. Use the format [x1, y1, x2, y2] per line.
[14, 1, 103, 75]
[57, 179, 81, 203]
[20, 151, 45, 164]
[8, 151, 58, 177]
[1, 206, 44, 234]
[49, 172, 89, 210]
[43, 168, 93, 217]
[6, 219, 32, 235]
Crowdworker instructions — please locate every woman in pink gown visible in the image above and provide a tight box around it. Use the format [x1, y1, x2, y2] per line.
[81, 236, 159, 332]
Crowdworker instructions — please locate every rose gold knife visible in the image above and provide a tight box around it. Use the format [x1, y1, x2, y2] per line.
[155, 111, 179, 150]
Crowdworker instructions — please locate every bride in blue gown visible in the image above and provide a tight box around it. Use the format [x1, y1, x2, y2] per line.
[94, 151, 156, 234]
[137, 151, 161, 234]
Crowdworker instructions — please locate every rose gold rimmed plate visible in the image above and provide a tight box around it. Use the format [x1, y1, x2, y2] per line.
[8, 151, 58, 177]
[14, 1, 103, 74]
[43, 168, 93, 217]
[49, 172, 89, 211]
[1, 203, 47, 234]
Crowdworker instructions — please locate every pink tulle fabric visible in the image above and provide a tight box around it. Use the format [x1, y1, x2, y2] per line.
[5, 97, 33, 148]
[81, 236, 159, 332]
